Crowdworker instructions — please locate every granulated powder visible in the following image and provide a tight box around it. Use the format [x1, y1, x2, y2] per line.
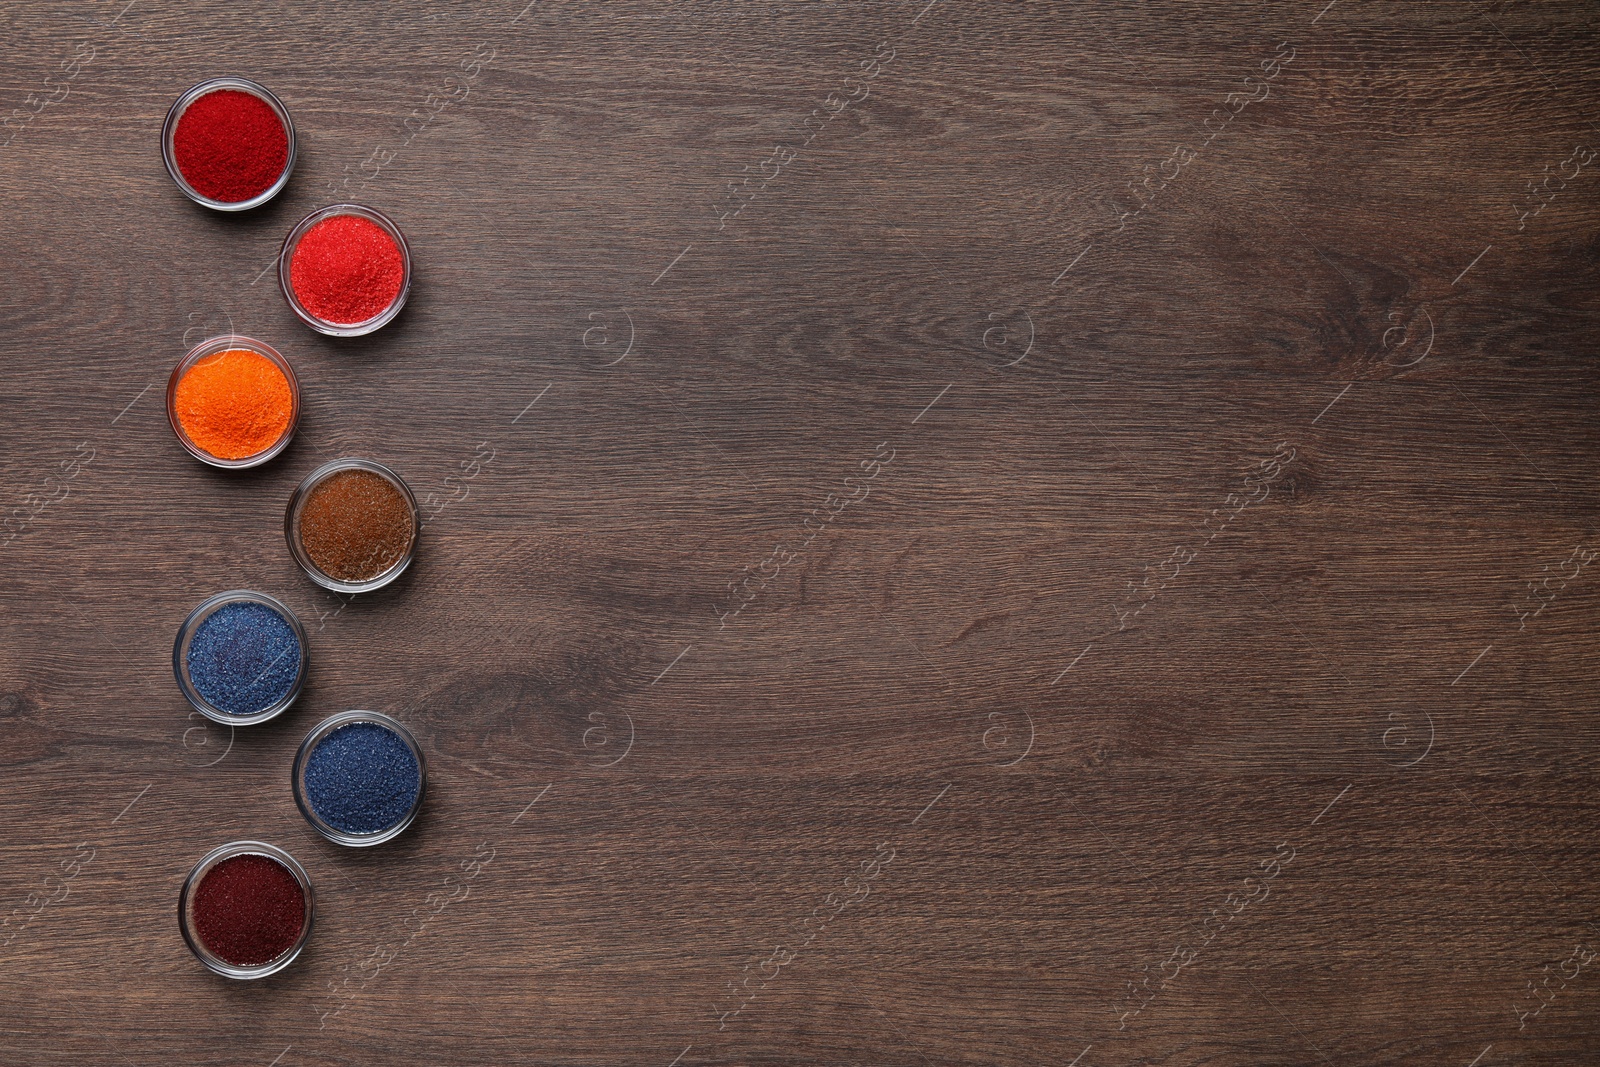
[191, 853, 304, 967]
[303, 721, 421, 835]
[186, 601, 301, 716]
[174, 348, 293, 460]
[289, 214, 404, 325]
[172, 89, 289, 204]
[297, 468, 415, 582]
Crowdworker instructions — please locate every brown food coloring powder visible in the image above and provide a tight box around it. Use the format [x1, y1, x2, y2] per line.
[297, 468, 416, 583]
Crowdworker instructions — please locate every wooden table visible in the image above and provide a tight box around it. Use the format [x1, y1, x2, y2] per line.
[3, 1, 1597, 1063]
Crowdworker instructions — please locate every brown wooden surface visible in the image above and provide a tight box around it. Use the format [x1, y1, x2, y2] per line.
[3, 1, 1599, 1063]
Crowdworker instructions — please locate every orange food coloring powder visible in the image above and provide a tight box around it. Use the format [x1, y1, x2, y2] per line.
[175, 348, 293, 460]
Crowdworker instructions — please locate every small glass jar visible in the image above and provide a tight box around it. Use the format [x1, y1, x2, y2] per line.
[179, 840, 314, 979]
[278, 204, 412, 337]
[293, 710, 427, 847]
[174, 590, 309, 726]
[161, 78, 296, 212]
[285, 457, 420, 593]
[166, 335, 300, 468]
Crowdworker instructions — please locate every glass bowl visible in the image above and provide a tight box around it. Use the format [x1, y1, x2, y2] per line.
[179, 840, 314, 979]
[166, 335, 300, 469]
[278, 204, 412, 336]
[173, 589, 309, 726]
[292, 710, 427, 847]
[161, 77, 296, 211]
[285, 457, 420, 593]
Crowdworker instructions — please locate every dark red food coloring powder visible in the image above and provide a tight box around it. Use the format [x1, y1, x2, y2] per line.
[173, 89, 289, 204]
[289, 215, 405, 325]
[191, 853, 305, 967]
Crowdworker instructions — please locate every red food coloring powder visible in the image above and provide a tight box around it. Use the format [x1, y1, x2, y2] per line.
[190, 853, 305, 967]
[289, 215, 405, 325]
[172, 89, 289, 204]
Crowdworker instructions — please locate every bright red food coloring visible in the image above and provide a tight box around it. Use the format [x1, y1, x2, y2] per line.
[190, 853, 305, 967]
[172, 89, 288, 204]
[289, 215, 405, 325]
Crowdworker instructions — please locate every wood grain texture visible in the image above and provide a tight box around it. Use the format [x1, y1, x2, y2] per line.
[2, 0, 1599, 1063]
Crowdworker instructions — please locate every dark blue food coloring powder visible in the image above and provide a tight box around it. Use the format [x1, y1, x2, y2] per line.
[186, 602, 301, 716]
[303, 722, 420, 835]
